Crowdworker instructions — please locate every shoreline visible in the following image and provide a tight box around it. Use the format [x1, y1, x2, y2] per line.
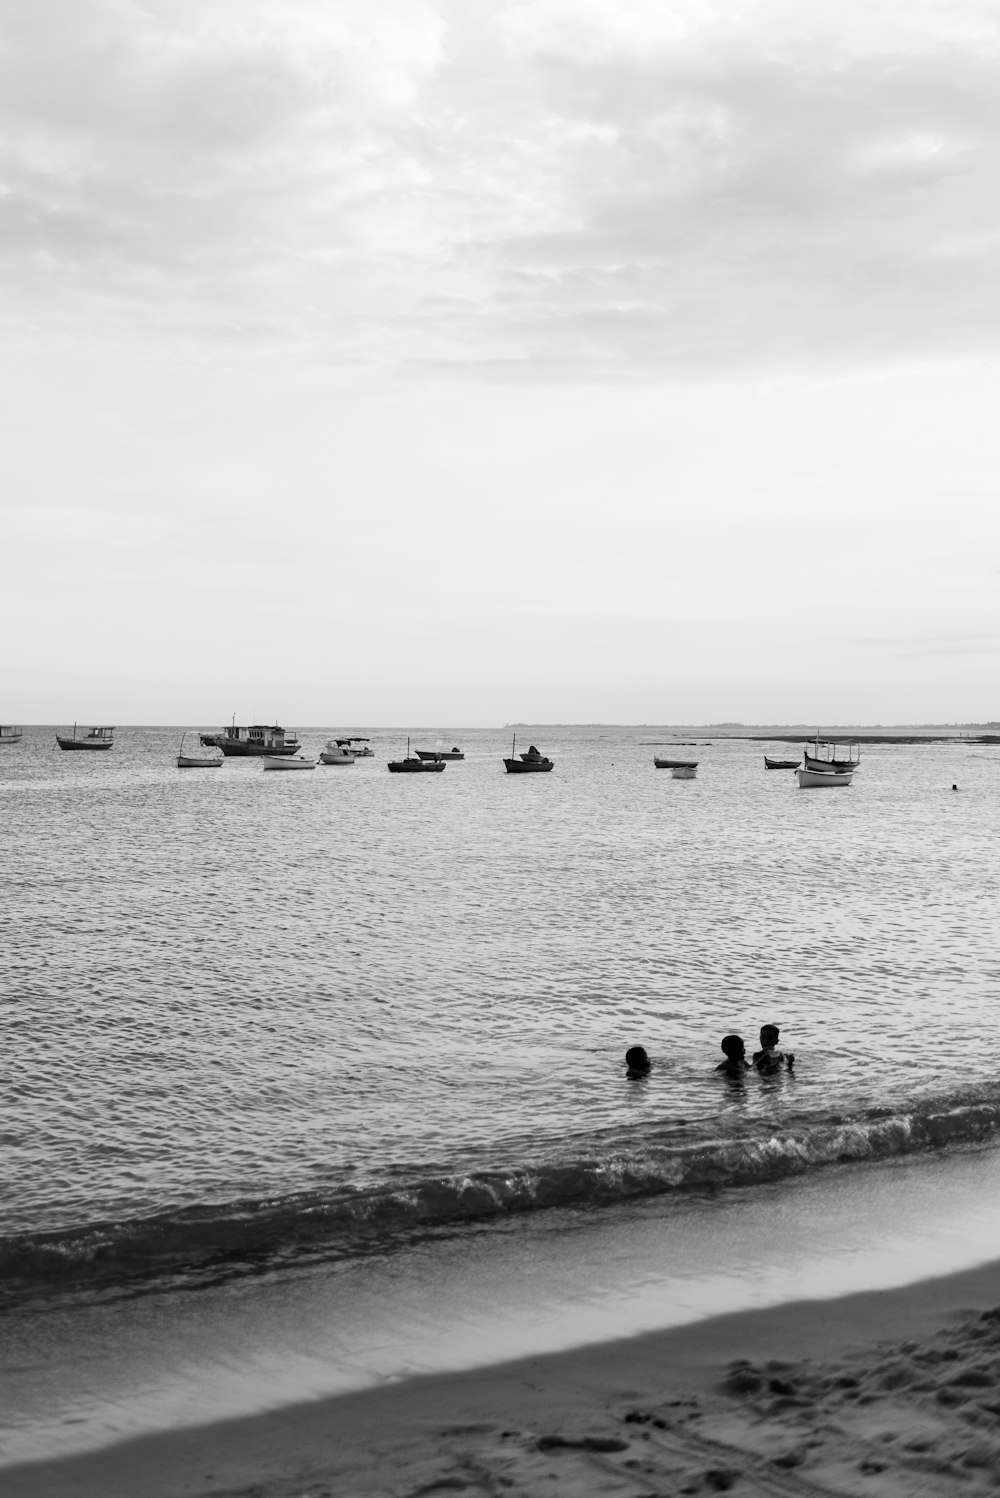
[11, 1255, 1000, 1497]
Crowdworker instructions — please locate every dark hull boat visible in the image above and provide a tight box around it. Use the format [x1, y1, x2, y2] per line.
[388, 737, 446, 773]
[764, 756, 800, 770]
[654, 757, 698, 770]
[503, 736, 553, 773]
[56, 725, 114, 751]
[218, 722, 302, 757]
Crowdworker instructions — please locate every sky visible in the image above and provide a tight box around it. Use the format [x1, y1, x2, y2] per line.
[2, 0, 999, 726]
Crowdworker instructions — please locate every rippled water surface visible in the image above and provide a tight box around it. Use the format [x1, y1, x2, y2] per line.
[4, 726, 1000, 1276]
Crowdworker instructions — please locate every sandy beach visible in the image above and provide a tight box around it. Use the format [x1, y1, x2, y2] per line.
[9, 1255, 1000, 1497]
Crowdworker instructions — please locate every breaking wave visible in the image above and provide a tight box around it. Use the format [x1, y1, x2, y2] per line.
[5, 1090, 1000, 1301]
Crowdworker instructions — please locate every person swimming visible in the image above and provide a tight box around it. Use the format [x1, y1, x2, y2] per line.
[715, 1034, 749, 1077]
[753, 1024, 794, 1073]
[625, 1045, 651, 1077]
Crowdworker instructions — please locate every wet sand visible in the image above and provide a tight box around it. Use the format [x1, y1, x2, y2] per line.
[9, 1255, 1000, 1497]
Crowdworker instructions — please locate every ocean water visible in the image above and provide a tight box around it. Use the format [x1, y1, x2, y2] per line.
[3, 723, 1000, 1461]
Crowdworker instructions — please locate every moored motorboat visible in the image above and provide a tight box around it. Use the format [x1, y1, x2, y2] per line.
[415, 746, 464, 760]
[332, 737, 374, 757]
[0, 725, 22, 745]
[319, 741, 356, 765]
[56, 725, 115, 751]
[796, 765, 854, 788]
[177, 732, 223, 769]
[217, 721, 302, 757]
[261, 755, 317, 771]
[503, 735, 553, 773]
[764, 755, 800, 770]
[654, 757, 698, 770]
[388, 737, 445, 773]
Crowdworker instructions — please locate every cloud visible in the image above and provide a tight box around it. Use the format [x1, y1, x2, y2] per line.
[2, 0, 1000, 377]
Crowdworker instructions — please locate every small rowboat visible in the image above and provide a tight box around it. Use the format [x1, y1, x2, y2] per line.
[796, 766, 854, 788]
[261, 755, 317, 771]
[654, 757, 698, 770]
[177, 733, 222, 769]
[764, 756, 800, 770]
[415, 746, 464, 760]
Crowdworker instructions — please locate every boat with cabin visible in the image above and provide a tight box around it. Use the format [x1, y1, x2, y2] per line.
[388, 738, 446, 773]
[56, 725, 115, 751]
[503, 736, 553, 773]
[0, 725, 22, 745]
[216, 721, 302, 757]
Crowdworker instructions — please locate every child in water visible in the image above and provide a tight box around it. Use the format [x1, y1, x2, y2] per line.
[715, 1034, 749, 1077]
[753, 1024, 794, 1074]
[625, 1045, 651, 1077]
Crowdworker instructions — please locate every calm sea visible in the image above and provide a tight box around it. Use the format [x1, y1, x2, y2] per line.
[4, 724, 1000, 1459]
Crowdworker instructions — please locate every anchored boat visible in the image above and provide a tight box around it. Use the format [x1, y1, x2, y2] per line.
[177, 732, 223, 769]
[503, 735, 553, 773]
[0, 725, 22, 745]
[388, 737, 446, 773]
[216, 721, 301, 757]
[56, 725, 115, 751]
[415, 746, 464, 761]
[802, 734, 860, 774]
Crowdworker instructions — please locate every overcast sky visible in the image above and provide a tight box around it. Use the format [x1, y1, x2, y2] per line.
[2, 0, 999, 725]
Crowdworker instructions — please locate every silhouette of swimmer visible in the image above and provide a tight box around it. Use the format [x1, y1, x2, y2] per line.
[715, 1034, 749, 1077]
[625, 1045, 651, 1077]
[753, 1023, 794, 1074]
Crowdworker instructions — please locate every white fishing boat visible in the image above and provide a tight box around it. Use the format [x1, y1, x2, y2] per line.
[319, 741, 356, 765]
[176, 732, 223, 769]
[0, 725, 22, 745]
[796, 765, 854, 788]
[261, 755, 317, 771]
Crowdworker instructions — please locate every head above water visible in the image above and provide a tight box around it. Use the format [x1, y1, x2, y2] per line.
[759, 1024, 780, 1047]
[720, 1034, 745, 1060]
[625, 1045, 650, 1073]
